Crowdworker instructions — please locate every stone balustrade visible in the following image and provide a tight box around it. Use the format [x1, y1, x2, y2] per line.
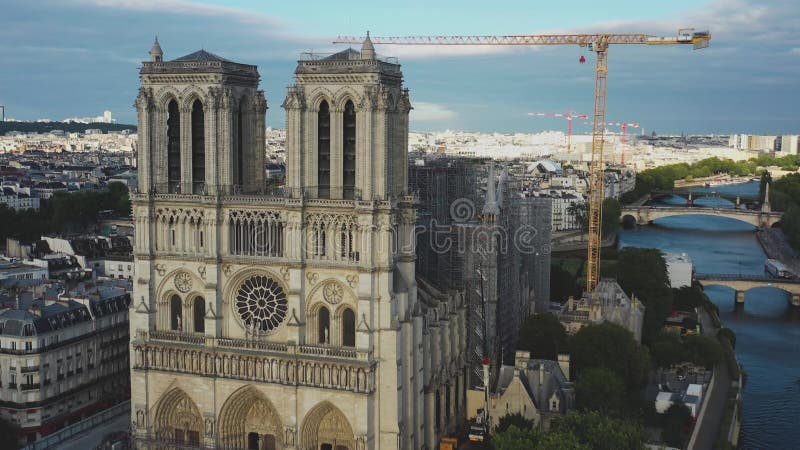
[133, 330, 375, 393]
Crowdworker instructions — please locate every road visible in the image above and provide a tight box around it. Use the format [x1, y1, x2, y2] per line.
[57, 413, 129, 450]
[689, 310, 731, 450]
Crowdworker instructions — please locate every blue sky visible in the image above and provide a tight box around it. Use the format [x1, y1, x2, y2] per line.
[1, 0, 799, 134]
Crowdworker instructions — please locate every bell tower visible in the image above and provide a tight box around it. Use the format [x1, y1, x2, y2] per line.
[283, 35, 411, 200]
[136, 42, 266, 196]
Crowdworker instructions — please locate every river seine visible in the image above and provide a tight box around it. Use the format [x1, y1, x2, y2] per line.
[617, 181, 800, 450]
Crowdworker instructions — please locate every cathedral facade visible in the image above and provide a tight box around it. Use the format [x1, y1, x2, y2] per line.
[129, 37, 467, 450]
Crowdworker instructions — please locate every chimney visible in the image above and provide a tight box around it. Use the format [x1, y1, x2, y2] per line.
[538, 363, 544, 384]
[558, 353, 571, 381]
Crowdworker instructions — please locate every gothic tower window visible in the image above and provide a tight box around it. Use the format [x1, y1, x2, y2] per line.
[342, 100, 356, 199]
[191, 99, 205, 194]
[193, 297, 205, 333]
[314, 225, 326, 257]
[342, 308, 355, 347]
[170, 295, 182, 331]
[317, 100, 331, 198]
[340, 225, 353, 260]
[236, 99, 245, 187]
[167, 100, 181, 191]
[318, 306, 330, 344]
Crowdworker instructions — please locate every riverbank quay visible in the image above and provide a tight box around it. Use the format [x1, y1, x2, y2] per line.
[757, 228, 800, 275]
[688, 302, 743, 450]
[551, 230, 617, 252]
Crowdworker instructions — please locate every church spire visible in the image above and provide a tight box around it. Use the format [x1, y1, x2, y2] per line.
[360, 31, 376, 60]
[149, 36, 163, 62]
[483, 164, 500, 218]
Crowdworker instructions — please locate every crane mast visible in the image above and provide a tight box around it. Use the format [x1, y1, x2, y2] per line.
[335, 30, 710, 291]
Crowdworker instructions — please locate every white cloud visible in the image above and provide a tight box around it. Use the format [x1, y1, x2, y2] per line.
[76, 0, 285, 26]
[410, 102, 457, 121]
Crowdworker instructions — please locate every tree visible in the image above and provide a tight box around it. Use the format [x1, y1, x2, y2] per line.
[550, 264, 582, 302]
[496, 412, 536, 434]
[570, 322, 650, 389]
[661, 402, 692, 448]
[534, 430, 590, 450]
[518, 314, 568, 361]
[718, 327, 736, 349]
[601, 198, 621, 236]
[649, 332, 687, 368]
[613, 247, 674, 344]
[0, 183, 132, 243]
[672, 285, 707, 310]
[683, 335, 724, 369]
[575, 367, 626, 414]
[491, 424, 538, 450]
[550, 411, 647, 450]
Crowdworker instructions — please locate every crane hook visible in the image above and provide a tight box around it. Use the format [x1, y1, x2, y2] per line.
[579, 55, 586, 64]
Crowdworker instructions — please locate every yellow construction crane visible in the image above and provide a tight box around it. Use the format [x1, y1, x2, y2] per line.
[334, 29, 710, 291]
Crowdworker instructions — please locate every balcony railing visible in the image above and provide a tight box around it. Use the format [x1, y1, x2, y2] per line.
[135, 183, 407, 202]
[298, 345, 359, 359]
[149, 330, 206, 345]
[21, 383, 40, 391]
[133, 334, 375, 393]
[217, 337, 288, 352]
[137, 330, 370, 362]
[20, 366, 39, 373]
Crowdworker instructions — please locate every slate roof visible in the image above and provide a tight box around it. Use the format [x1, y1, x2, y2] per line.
[171, 49, 232, 62]
[0, 280, 131, 336]
[322, 48, 362, 61]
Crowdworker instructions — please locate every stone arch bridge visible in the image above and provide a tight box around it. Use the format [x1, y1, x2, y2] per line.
[621, 206, 782, 228]
[696, 274, 800, 307]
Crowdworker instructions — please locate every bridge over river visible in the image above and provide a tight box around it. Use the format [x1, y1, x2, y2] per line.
[695, 273, 800, 307]
[621, 205, 782, 228]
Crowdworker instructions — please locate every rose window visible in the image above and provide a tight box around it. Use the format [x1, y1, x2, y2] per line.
[235, 275, 288, 333]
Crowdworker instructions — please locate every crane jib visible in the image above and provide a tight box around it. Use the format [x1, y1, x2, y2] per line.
[332, 28, 710, 291]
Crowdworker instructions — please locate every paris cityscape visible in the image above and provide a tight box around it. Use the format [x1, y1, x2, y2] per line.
[1, 1, 799, 449]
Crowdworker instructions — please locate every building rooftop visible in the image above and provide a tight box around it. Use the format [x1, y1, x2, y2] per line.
[0, 278, 131, 336]
[172, 49, 232, 63]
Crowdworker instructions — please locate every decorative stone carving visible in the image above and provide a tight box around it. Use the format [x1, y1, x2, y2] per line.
[284, 426, 296, 446]
[222, 264, 232, 277]
[306, 272, 319, 285]
[204, 417, 215, 437]
[174, 271, 193, 293]
[279, 266, 290, 281]
[322, 280, 344, 305]
[135, 408, 145, 428]
[155, 263, 166, 276]
[346, 274, 358, 289]
[356, 435, 367, 450]
[197, 265, 206, 279]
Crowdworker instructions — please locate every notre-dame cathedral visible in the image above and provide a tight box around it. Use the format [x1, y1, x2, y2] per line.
[129, 36, 467, 450]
